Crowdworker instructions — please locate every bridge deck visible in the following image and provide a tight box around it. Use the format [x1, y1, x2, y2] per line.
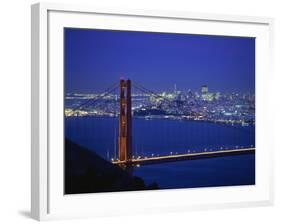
[112, 148, 255, 166]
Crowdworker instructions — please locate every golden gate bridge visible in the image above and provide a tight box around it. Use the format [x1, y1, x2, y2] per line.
[66, 78, 255, 166]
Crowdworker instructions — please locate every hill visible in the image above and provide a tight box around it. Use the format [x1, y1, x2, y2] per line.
[65, 138, 158, 194]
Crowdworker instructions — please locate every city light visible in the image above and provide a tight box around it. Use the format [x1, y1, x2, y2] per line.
[64, 84, 255, 127]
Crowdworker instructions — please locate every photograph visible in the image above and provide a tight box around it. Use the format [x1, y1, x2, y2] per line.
[64, 28, 255, 194]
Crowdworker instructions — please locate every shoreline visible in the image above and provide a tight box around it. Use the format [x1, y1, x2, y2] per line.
[65, 114, 255, 127]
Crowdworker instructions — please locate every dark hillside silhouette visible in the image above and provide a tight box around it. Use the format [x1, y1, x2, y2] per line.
[65, 138, 158, 194]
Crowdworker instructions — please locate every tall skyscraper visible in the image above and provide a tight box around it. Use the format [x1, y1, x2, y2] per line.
[201, 85, 208, 94]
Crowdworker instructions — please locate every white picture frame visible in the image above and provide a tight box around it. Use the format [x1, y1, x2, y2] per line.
[31, 2, 274, 221]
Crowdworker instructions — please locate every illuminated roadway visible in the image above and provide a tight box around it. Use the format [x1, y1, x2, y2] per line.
[112, 148, 255, 165]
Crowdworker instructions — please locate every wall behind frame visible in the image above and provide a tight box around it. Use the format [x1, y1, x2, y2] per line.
[0, 0, 280, 223]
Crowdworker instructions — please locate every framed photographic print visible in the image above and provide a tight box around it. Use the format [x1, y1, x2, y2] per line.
[31, 2, 274, 221]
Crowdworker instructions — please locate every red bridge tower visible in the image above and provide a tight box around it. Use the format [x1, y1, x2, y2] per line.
[118, 79, 132, 162]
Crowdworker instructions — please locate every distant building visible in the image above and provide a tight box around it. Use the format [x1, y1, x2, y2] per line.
[174, 84, 177, 95]
[173, 83, 181, 96]
[201, 85, 208, 94]
[202, 93, 214, 101]
[215, 92, 220, 100]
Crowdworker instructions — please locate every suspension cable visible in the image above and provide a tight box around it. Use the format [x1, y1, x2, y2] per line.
[67, 83, 119, 116]
[132, 82, 175, 108]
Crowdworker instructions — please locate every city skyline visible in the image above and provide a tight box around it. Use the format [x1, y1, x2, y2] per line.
[64, 28, 255, 94]
[65, 84, 255, 95]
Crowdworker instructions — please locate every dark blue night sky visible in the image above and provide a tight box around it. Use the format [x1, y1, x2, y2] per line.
[64, 28, 255, 94]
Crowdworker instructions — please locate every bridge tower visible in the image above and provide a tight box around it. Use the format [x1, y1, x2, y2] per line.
[118, 79, 132, 162]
